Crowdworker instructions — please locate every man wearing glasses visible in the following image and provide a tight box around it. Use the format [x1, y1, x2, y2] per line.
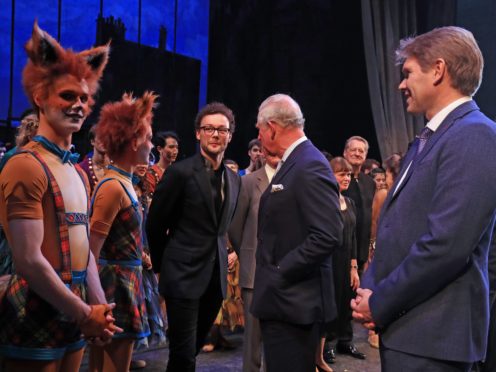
[147, 102, 241, 371]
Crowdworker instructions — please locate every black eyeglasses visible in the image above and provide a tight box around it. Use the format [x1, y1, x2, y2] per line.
[199, 126, 231, 136]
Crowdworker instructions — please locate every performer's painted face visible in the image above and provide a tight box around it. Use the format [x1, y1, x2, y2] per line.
[38, 75, 90, 136]
[135, 124, 153, 166]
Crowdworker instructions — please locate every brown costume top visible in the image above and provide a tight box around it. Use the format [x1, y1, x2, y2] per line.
[90, 171, 135, 237]
[0, 141, 90, 270]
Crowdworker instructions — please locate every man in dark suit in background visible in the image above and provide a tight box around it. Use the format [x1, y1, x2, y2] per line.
[352, 27, 496, 371]
[342, 136, 376, 271]
[251, 94, 343, 371]
[147, 102, 240, 371]
[229, 149, 280, 372]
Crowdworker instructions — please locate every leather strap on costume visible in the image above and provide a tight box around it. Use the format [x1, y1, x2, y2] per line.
[15, 150, 90, 284]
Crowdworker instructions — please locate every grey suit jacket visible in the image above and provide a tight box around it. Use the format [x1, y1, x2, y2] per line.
[229, 166, 269, 289]
[362, 100, 496, 362]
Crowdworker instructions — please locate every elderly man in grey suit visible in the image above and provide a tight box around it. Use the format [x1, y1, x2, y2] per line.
[229, 150, 280, 372]
[352, 26, 496, 371]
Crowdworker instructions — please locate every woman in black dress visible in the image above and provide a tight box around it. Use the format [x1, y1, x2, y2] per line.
[316, 157, 361, 371]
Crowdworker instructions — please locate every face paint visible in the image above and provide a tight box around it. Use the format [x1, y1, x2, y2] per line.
[39, 75, 91, 137]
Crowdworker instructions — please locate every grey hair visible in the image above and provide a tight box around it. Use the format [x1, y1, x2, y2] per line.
[344, 135, 369, 153]
[257, 94, 305, 129]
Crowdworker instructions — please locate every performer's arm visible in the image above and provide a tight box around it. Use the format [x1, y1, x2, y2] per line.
[86, 250, 106, 304]
[10, 219, 92, 322]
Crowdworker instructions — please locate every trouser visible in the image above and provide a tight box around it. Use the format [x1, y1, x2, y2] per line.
[241, 288, 265, 372]
[164, 271, 223, 372]
[260, 319, 319, 372]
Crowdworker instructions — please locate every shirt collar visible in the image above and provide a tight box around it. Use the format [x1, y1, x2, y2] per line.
[202, 155, 225, 173]
[426, 96, 472, 132]
[265, 163, 276, 183]
[281, 136, 307, 163]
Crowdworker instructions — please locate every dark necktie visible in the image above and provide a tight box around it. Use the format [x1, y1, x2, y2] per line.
[210, 167, 223, 220]
[416, 126, 434, 154]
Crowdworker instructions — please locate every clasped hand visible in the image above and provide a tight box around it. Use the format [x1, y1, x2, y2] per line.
[80, 303, 123, 346]
[351, 288, 376, 330]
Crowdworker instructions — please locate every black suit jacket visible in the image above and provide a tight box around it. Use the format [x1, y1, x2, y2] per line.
[342, 172, 375, 263]
[251, 140, 343, 325]
[146, 153, 240, 299]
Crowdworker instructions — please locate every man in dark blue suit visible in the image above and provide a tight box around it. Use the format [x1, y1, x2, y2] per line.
[352, 27, 496, 371]
[251, 94, 343, 371]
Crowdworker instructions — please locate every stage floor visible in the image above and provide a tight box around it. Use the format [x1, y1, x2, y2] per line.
[80, 322, 380, 371]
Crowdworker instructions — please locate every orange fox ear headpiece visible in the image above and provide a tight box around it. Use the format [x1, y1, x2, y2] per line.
[22, 20, 110, 109]
[96, 91, 158, 158]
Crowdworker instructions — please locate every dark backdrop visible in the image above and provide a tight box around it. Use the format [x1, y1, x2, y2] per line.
[207, 0, 378, 167]
[207, 0, 496, 167]
[207, 0, 379, 168]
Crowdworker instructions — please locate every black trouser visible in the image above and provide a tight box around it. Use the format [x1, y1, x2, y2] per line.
[260, 319, 319, 372]
[164, 267, 223, 372]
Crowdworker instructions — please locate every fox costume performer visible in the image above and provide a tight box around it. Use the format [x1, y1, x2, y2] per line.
[88, 92, 156, 371]
[0, 21, 119, 372]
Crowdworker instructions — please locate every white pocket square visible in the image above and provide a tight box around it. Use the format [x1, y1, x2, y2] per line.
[271, 184, 284, 193]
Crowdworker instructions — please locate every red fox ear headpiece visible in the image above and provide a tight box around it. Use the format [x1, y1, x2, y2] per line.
[22, 20, 110, 109]
[96, 91, 158, 158]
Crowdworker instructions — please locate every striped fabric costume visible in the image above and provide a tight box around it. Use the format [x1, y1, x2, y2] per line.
[91, 178, 150, 339]
[0, 149, 90, 360]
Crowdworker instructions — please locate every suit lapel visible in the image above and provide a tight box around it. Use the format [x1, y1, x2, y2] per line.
[192, 153, 218, 224]
[270, 140, 308, 186]
[256, 168, 269, 194]
[385, 100, 480, 208]
[385, 141, 418, 205]
[218, 167, 237, 230]
[259, 141, 308, 232]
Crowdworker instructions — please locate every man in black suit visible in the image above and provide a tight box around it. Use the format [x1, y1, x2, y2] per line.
[146, 102, 240, 371]
[342, 136, 376, 271]
[251, 94, 343, 372]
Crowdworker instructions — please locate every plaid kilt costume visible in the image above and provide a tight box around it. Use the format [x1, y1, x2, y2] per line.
[92, 178, 150, 339]
[0, 150, 90, 360]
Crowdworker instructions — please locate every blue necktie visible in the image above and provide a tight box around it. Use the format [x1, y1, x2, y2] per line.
[416, 126, 434, 154]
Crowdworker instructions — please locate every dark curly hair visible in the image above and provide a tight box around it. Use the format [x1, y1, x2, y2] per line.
[194, 102, 235, 133]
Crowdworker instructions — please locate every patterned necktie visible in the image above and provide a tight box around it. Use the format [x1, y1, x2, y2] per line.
[416, 126, 434, 154]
